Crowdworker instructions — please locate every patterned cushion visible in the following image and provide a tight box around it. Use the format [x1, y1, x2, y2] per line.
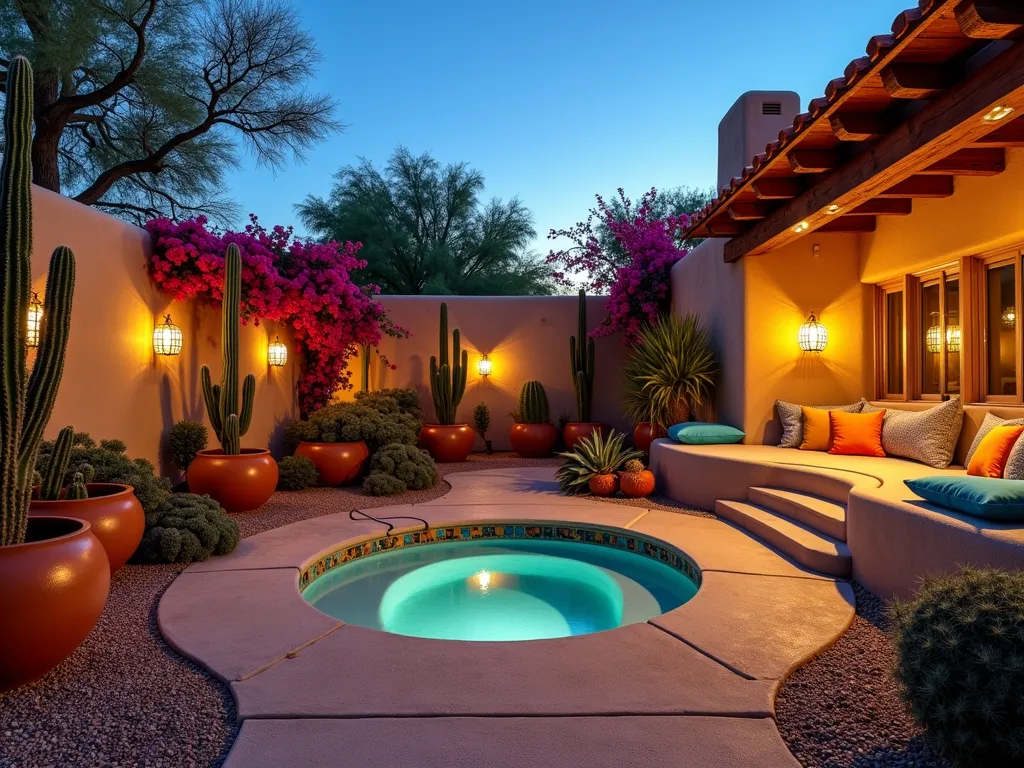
[775, 399, 865, 449]
[964, 412, 1024, 469]
[862, 397, 963, 469]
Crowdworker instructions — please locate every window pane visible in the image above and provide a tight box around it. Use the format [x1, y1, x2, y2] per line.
[945, 277, 960, 395]
[886, 291, 903, 395]
[922, 282, 941, 395]
[988, 265, 1017, 396]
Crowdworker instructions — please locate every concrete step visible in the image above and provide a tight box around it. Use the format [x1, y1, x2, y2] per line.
[761, 464, 860, 505]
[749, 487, 847, 542]
[715, 500, 852, 578]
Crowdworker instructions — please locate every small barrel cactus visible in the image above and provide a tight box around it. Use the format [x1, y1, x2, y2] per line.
[518, 381, 550, 424]
[66, 472, 88, 500]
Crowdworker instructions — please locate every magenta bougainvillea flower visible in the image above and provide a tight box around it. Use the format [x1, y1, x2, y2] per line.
[145, 214, 407, 415]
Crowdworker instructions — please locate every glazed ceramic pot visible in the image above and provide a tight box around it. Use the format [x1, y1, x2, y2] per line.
[633, 422, 667, 454]
[295, 441, 370, 486]
[30, 483, 144, 573]
[563, 422, 609, 450]
[419, 424, 474, 462]
[620, 469, 656, 498]
[0, 517, 110, 691]
[187, 448, 279, 513]
[510, 423, 558, 458]
[588, 474, 618, 497]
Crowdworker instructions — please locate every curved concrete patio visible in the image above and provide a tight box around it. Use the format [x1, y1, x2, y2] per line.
[158, 467, 856, 767]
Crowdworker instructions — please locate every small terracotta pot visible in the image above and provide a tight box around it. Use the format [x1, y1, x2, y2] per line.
[187, 448, 279, 513]
[588, 474, 619, 497]
[419, 424, 474, 462]
[0, 517, 110, 691]
[621, 469, 656, 498]
[510, 423, 558, 458]
[563, 422, 609, 450]
[30, 483, 144, 573]
[295, 441, 370, 486]
[633, 422, 667, 454]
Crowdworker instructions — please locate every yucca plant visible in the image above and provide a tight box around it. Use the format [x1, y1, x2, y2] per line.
[555, 429, 643, 496]
[622, 313, 717, 430]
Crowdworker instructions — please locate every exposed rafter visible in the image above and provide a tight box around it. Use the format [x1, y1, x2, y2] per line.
[751, 178, 804, 200]
[845, 199, 914, 215]
[955, 1, 1024, 40]
[972, 117, 1024, 145]
[830, 112, 892, 141]
[881, 63, 954, 99]
[818, 216, 876, 233]
[727, 203, 772, 221]
[921, 147, 1006, 175]
[789, 151, 841, 174]
[878, 176, 956, 198]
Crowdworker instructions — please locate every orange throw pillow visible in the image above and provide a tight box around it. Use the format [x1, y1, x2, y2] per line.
[829, 410, 886, 457]
[967, 424, 1024, 478]
[799, 407, 832, 451]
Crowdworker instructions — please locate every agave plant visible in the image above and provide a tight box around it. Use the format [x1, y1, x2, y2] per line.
[622, 313, 717, 430]
[555, 430, 643, 495]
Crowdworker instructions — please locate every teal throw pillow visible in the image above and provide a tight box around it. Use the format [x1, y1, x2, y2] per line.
[667, 422, 745, 445]
[905, 476, 1024, 521]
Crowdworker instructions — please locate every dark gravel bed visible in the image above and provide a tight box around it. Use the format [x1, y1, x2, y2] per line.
[775, 583, 949, 768]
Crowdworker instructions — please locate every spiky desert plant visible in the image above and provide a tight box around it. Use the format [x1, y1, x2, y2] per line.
[473, 402, 490, 438]
[890, 568, 1024, 766]
[570, 289, 595, 423]
[201, 243, 256, 455]
[518, 381, 550, 424]
[428, 303, 467, 425]
[622, 313, 717, 429]
[555, 430, 643, 495]
[0, 57, 77, 546]
[38, 426, 76, 501]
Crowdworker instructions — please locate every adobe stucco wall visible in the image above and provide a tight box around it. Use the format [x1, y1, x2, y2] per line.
[31, 186, 298, 472]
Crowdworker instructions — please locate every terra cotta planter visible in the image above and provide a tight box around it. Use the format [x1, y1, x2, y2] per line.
[295, 441, 370, 486]
[30, 483, 144, 573]
[187, 448, 279, 513]
[419, 424, 474, 462]
[633, 422, 667, 453]
[0, 516, 110, 691]
[510, 423, 558, 458]
[563, 422, 609, 450]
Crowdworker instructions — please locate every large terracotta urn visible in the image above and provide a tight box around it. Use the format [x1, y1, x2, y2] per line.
[510, 423, 558, 458]
[633, 422, 667, 454]
[295, 441, 370, 486]
[0, 517, 110, 691]
[187, 448, 279, 513]
[420, 424, 474, 463]
[30, 483, 144, 573]
[563, 422, 609, 451]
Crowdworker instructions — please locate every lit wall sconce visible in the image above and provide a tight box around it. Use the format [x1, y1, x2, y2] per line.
[926, 325, 942, 354]
[947, 325, 961, 353]
[477, 353, 492, 378]
[798, 312, 828, 352]
[153, 314, 182, 356]
[27, 292, 43, 348]
[268, 335, 288, 367]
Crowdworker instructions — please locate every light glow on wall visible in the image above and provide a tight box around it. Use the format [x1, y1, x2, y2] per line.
[798, 312, 828, 352]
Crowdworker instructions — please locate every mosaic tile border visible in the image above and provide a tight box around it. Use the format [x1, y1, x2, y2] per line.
[299, 523, 702, 592]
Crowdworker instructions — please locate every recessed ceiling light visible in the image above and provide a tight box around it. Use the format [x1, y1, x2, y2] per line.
[793, 221, 810, 234]
[825, 204, 842, 215]
[983, 105, 1015, 123]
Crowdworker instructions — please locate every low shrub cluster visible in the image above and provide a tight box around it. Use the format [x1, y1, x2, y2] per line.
[363, 444, 439, 496]
[166, 420, 208, 472]
[134, 493, 240, 564]
[277, 455, 319, 491]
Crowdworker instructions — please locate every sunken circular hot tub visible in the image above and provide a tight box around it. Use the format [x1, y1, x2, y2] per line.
[300, 523, 701, 642]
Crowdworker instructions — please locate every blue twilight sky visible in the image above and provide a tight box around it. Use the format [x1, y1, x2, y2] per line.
[223, 0, 905, 251]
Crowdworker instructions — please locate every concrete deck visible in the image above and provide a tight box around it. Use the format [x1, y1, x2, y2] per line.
[157, 468, 855, 767]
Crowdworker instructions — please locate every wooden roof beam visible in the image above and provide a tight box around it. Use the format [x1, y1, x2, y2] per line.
[846, 199, 914, 215]
[920, 147, 1006, 175]
[789, 151, 841, 174]
[705, 218, 744, 236]
[830, 112, 892, 141]
[727, 203, 772, 221]
[751, 178, 804, 200]
[881, 63, 954, 99]
[956, 1, 1024, 40]
[877, 176, 956, 198]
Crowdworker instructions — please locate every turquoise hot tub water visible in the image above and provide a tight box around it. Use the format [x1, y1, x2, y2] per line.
[303, 538, 699, 641]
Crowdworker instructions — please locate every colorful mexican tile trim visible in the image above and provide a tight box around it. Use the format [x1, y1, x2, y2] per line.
[299, 523, 701, 592]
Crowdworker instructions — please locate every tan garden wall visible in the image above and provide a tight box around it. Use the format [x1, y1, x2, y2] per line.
[30, 186, 298, 473]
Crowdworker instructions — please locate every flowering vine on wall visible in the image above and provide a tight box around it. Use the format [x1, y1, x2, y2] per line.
[145, 214, 407, 416]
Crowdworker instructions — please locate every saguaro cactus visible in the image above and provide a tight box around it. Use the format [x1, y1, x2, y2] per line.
[39, 426, 75, 501]
[429, 303, 467, 425]
[201, 244, 256, 455]
[0, 57, 77, 546]
[570, 289, 595, 423]
[518, 381, 550, 424]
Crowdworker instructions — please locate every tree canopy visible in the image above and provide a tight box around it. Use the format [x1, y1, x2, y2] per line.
[296, 147, 554, 296]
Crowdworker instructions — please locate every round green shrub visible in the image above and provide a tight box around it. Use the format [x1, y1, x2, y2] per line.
[354, 388, 421, 418]
[890, 567, 1024, 766]
[284, 391, 421, 455]
[166, 420, 208, 471]
[134, 493, 240, 564]
[362, 443, 439, 496]
[277, 455, 319, 491]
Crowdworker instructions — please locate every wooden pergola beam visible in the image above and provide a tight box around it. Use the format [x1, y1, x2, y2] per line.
[789, 150, 841, 174]
[877, 176, 956, 198]
[881, 63, 954, 99]
[727, 203, 771, 221]
[956, 1, 1024, 40]
[921, 147, 1006, 175]
[751, 178, 804, 200]
[705, 218, 743, 236]
[723, 39, 1024, 263]
[830, 112, 892, 141]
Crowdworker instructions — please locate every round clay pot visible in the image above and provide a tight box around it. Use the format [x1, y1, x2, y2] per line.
[563, 422, 610, 450]
[620, 469, 656, 498]
[510, 423, 558, 458]
[187, 448, 279, 513]
[588, 474, 619, 497]
[633, 422, 667, 453]
[419, 424, 474, 462]
[0, 516, 110, 691]
[295, 441, 370, 486]
[30, 483, 144, 573]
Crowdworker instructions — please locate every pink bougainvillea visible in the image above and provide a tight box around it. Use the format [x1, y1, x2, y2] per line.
[546, 188, 689, 344]
[145, 214, 407, 415]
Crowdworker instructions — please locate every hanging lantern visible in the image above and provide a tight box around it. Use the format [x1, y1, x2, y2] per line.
[798, 312, 828, 353]
[926, 325, 942, 354]
[477, 353, 492, 378]
[946, 325, 961, 353]
[153, 314, 182, 356]
[268, 336, 288, 367]
[27, 291, 43, 348]
[1002, 307, 1017, 329]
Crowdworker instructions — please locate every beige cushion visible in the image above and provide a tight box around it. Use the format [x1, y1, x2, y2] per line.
[863, 397, 963, 469]
[775, 399, 865, 449]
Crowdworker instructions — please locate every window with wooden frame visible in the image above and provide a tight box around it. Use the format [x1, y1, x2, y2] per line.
[877, 281, 905, 398]
[916, 267, 960, 400]
[982, 249, 1023, 403]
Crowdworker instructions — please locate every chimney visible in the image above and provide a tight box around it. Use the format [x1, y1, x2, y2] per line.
[717, 91, 800, 193]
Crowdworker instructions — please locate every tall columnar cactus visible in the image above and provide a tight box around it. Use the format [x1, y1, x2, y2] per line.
[39, 426, 75, 501]
[570, 289, 595, 423]
[0, 57, 77, 546]
[201, 244, 256, 455]
[518, 381, 550, 424]
[429, 302, 467, 425]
